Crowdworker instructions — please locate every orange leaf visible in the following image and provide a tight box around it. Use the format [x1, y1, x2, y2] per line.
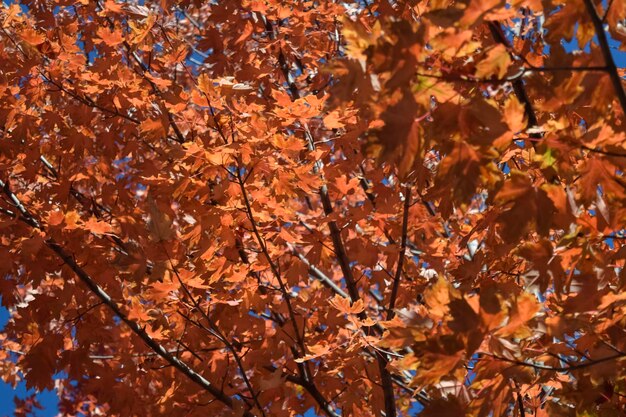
[47, 210, 64, 226]
[329, 295, 364, 315]
[84, 217, 114, 235]
[19, 28, 45, 46]
[96, 27, 124, 47]
[475, 44, 511, 79]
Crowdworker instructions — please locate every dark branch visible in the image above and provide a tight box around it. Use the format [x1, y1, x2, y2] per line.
[583, 0, 626, 115]
[484, 352, 626, 372]
[0, 180, 252, 417]
[386, 185, 411, 320]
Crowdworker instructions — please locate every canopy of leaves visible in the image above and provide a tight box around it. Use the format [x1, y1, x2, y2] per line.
[0, 0, 625, 416]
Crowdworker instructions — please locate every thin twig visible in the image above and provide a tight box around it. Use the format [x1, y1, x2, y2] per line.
[483, 352, 626, 372]
[164, 248, 266, 417]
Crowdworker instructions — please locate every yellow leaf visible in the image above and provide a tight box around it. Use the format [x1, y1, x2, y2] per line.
[197, 73, 213, 95]
[96, 27, 124, 47]
[329, 294, 364, 315]
[148, 199, 174, 241]
[503, 95, 526, 133]
[424, 277, 457, 318]
[63, 211, 81, 230]
[475, 44, 511, 80]
[84, 217, 114, 235]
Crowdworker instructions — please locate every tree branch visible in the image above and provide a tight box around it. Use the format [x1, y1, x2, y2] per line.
[583, 0, 626, 115]
[235, 170, 306, 356]
[287, 243, 349, 299]
[483, 352, 626, 372]
[0, 179, 252, 417]
[582, 144, 626, 158]
[602, 0, 616, 22]
[164, 250, 267, 417]
[234, 170, 340, 417]
[488, 22, 540, 131]
[302, 120, 398, 417]
[386, 185, 411, 320]
[517, 391, 526, 417]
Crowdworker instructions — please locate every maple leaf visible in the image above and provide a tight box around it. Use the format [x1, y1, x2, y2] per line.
[157, 383, 177, 405]
[178, 268, 209, 289]
[424, 277, 455, 318]
[295, 343, 332, 363]
[84, 217, 114, 235]
[103, 0, 124, 13]
[96, 27, 125, 47]
[495, 293, 540, 338]
[128, 14, 155, 45]
[128, 299, 152, 322]
[323, 110, 346, 129]
[147, 199, 174, 242]
[18, 28, 45, 46]
[503, 96, 526, 133]
[494, 172, 555, 241]
[21, 333, 63, 390]
[197, 73, 213, 95]
[3, 2, 626, 416]
[139, 118, 167, 139]
[475, 44, 511, 80]
[329, 294, 365, 316]
[579, 158, 625, 203]
[63, 211, 82, 230]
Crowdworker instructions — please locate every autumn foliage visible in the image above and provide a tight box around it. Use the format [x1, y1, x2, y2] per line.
[1, 0, 626, 416]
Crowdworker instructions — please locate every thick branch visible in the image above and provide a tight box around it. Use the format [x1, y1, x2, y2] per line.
[236, 170, 306, 356]
[387, 186, 411, 320]
[235, 171, 340, 417]
[0, 180, 251, 417]
[488, 22, 539, 130]
[583, 0, 626, 115]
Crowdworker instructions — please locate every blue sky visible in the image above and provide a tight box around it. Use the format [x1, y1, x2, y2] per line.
[1, 46, 625, 417]
[0, 0, 625, 415]
[1, 62, 625, 417]
[0, 307, 59, 417]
